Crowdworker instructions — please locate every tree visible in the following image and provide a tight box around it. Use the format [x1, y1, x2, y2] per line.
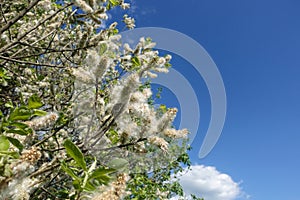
[0, 0, 203, 199]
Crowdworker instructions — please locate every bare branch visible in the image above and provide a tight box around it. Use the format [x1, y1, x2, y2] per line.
[0, 55, 67, 68]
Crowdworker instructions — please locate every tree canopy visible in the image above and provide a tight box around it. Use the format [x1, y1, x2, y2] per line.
[0, 0, 203, 199]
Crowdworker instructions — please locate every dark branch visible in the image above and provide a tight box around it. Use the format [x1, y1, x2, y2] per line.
[0, 55, 67, 68]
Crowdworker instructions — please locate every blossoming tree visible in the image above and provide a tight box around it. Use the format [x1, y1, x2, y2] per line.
[0, 0, 203, 199]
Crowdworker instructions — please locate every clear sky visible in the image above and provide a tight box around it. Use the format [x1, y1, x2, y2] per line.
[122, 0, 300, 199]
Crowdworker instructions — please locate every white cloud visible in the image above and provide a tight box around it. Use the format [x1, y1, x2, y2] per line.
[175, 165, 242, 200]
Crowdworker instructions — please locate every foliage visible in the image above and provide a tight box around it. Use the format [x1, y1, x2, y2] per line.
[0, 0, 203, 199]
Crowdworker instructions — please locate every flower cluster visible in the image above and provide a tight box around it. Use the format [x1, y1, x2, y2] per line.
[123, 14, 135, 29]
[71, 34, 189, 173]
[0, 0, 192, 199]
[92, 173, 130, 200]
[20, 147, 42, 164]
[149, 136, 169, 152]
[25, 112, 58, 131]
[3, 177, 39, 200]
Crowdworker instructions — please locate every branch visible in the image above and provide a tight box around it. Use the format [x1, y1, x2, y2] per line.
[96, 138, 147, 151]
[0, 55, 67, 68]
[0, 0, 41, 35]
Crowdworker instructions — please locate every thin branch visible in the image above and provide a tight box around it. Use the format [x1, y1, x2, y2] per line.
[0, 55, 67, 68]
[10, 44, 95, 60]
[11, 30, 57, 58]
[96, 138, 147, 151]
[40, 186, 58, 199]
[29, 157, 71, 178]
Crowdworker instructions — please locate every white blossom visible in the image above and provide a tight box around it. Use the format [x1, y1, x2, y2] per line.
[74, 0, 94, 13]
[149, 136, 168, 152]
[25, 112, 59, 130]
[120, 1, 130, 10]
[123, 14, 135, 29]
[98, 13, 108, 20]
[123, 43, 133, 53]
[6, 178, 37, 200]
[163, 128, 189, 138]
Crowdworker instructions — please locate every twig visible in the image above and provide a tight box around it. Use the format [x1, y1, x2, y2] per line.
[40, 186, 57, 199]
[0, 55, 67, 68]
[95, 138, 147, 151]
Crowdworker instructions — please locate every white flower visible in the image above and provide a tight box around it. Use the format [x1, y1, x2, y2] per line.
[123, 14, 135, 29]
[98, 13, 108, 20]
[163, 128, 189, 138]
[121, 2, 130, 10]
[157, 57, 166, 66]
[120, 0, 130, 10]
[156, 108, 177, 132]
[165, 54, 172, 62]
[94, 56, 111, 78]
[72, 67, 95, 84]
[38, 81, 50, 88]
[144, 71, 158, 78]
[86, 49, 100, 67]
[109, 22, 118, 29]
[153, 67, 169, 73]
[121, 55, 132, 62]
[26, 12, 34, 17]
[38, 0, 52, 11]
[144, 42, 156, 49]
[109, 73, 140, 113]
[5, 177, 39, 200]
[142, 88, 152, 98]
[24, 68, 32, 76]
[149, 136, 168, 152]
[48, 10, 55, 15]
[123, 43, 133, 52]
[25, 112, 59, 130]
[74, 0, 94, 13]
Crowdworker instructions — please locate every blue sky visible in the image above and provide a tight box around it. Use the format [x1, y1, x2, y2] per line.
[123, 0, 300, 199]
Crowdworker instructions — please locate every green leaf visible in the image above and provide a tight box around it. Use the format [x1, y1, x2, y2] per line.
[56, 190, 69, 198]
[106, 129, 119, 145]
[7, 137, 23, 151]
[0, 136, 10, 151]
[6, 128, 30, 136]
[60, 161, 80, 181]
[0, 151, 19, 158]
[109, 0, 120, 6]
[89, 167, 115, 180]
[83, 181, 96, 191]
[9, 107, 31, 121]
[28, 94, 43, 109]
[164, 62, 172, 68]
[9, 122, 29, 129]
[72, 179, 82, 191]
[63, 139, 87, 171]
[4, 102, 13, 108]
[32, 109, 47, 117]
[106, 2, 111, 10]
[99, 43, 107, 55]
[131, 57, 141, 67]
[107, 158, 129, 170]
[159, 104, 167, 113]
